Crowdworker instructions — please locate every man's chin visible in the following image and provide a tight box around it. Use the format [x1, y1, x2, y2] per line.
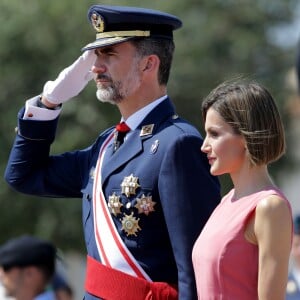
[96, 90, 116, 105]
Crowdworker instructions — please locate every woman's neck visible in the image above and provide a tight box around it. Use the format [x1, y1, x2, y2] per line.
[230, 164, 275, 199]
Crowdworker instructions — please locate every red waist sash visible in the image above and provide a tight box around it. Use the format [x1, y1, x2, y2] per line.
[85, 255, 178, 300]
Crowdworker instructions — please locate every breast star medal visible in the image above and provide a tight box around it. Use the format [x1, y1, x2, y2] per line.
[135, 194, 156, 216]
[121, 212, 141, 236]
[121, 174, 140, 197]
[108, 193, 123, 216]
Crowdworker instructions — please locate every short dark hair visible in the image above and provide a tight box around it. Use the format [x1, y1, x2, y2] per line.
[130, 37, 175, 85]
[201, 80, 286, 166]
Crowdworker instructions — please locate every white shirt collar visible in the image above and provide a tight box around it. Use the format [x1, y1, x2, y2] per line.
[122, 95, 168, 130]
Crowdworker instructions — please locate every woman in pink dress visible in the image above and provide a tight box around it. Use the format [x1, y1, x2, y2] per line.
[192, 80, 293, 300]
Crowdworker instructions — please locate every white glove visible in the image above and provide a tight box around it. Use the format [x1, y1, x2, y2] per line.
[42, 50, 96, 105]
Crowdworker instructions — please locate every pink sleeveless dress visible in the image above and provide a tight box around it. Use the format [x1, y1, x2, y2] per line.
[192, 188, 292, 300]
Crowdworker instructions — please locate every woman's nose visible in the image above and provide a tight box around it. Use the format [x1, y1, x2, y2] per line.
[201, 138, 209, 153]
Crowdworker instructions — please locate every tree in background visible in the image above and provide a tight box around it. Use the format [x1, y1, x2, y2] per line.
[0, 0, 297, 251]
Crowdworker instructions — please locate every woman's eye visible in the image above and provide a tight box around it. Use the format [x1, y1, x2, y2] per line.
[209, 130, 219, 138]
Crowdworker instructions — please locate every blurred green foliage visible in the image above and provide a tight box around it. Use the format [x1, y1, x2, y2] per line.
[0, 0, 297, 252]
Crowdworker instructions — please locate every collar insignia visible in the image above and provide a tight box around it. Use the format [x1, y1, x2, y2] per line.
[91, 12, 105, 33]
[140, 124, 154, 137]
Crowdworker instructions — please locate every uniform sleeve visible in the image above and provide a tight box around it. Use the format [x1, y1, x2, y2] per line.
[159, 133, 220, 300]
[4, 107, 96, 198]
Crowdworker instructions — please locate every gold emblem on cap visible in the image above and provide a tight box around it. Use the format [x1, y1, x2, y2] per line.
[140, 124, 154, 136]
[135, 194, 156, 216]
[108, 193, 123, 216]
[121, 212, 141, 236]
[91, 12, 105, 33]
[121, 174, 140, 197]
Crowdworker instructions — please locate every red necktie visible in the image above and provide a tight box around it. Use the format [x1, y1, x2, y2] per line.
[113, 122, 130, 152]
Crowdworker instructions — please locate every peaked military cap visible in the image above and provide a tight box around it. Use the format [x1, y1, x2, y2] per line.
[0, 235, 56, 270]
[82, 5, 182, 51]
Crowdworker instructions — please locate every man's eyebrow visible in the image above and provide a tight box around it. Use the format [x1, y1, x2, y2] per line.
[96, 46, 117, 54]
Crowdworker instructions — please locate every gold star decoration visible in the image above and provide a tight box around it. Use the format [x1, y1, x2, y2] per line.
[108, 193, 123, 216]
[121, 174, 140, 197]
[135, 194, 156, 216]
[121, 212, 141, 236]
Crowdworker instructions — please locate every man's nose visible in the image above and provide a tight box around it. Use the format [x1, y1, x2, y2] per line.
[91, 58, 106, 74]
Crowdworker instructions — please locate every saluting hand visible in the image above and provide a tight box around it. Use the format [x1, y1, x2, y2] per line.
[42, 50, 96, 106]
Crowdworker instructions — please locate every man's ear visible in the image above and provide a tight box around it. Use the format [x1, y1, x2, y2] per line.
[142, 55, 159, 72]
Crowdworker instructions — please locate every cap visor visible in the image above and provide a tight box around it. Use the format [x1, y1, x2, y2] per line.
[81, 36, 134, 51]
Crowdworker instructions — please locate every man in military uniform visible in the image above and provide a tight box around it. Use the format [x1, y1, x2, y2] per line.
[286, 215, 300, 299]
[5, 5, 220, 299]
[0, 235, 56, 300]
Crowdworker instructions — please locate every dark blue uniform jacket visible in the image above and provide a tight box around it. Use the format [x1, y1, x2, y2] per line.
[5, 98, 220, 300]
